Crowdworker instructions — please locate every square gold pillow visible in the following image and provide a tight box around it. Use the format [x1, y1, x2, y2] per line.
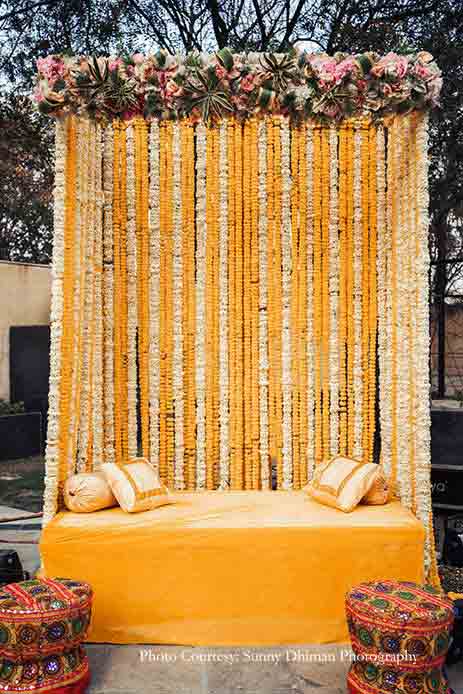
[102, 457, 170, 513]
[304, 456, 380, 513]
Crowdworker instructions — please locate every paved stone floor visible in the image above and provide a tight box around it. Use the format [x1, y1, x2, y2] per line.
[1, 505, 463, 693]
[85, 644, 463, 693]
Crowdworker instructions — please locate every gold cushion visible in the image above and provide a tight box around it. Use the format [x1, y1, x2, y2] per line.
[63, 471, 117, 513]
[102, 457, 170, 513]
[304, 456, 380, 513]
[361, 467, 389, 505]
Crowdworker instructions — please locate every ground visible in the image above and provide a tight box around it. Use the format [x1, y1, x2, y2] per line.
[1, 458, 462, 693]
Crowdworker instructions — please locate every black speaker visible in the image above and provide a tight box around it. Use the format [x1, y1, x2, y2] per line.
[0, 550, 27, 588]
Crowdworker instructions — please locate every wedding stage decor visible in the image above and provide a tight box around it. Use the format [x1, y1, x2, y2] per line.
[35, 48, 442, 644]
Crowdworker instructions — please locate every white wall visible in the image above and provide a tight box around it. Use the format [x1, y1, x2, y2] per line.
[0, 261, 51, 401]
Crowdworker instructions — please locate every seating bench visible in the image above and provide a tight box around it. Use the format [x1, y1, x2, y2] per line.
[40, 491, 424, 645]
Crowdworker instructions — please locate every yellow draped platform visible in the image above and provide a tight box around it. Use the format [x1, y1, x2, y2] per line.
[40, 492, 424, 645]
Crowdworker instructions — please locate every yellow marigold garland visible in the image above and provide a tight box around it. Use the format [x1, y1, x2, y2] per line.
[298, 123, 308, 487]
[119, 122, 129, 464]
[266, 118, 276, 484]
[361, 123, 371, 459]
[338, 124, 348, 456]
[250, 118, 260, 490]
[346, 123, 355, 457]
[321, 127, 331, 460]
[227, 118, 236, 488]
[57, 116, 77, 488]
[233, 119, 244, 489]
[134, 117, 151, 459]
[181, 119, 196, 489]
[368, 124, 378, 464]
[312, 126, 322, 465]
[272, 116, 283, 486]
[291, 125, 301, 487]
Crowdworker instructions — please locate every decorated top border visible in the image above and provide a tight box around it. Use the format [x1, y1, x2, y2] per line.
[33, 48, 442, 124]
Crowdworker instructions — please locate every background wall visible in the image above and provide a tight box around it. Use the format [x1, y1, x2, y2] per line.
[0, 261, 51, 401]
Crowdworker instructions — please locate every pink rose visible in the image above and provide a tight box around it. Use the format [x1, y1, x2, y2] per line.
[215, 65, 227, 80]
[33, 85, 44, 103]
[240, 75, 255, 93]
[322, 102, 340, 118]
[132, 53, 145, 64]
[36, 56, 65, 86]
[416, 51, 434, 64]
[310, 56, 337, 84]
[165, 80, 180, 97]
[371, 53, 408, 80]
[108, 57, 123, 72]
[381, 83, 393, 97]
[334, 57, 357, 82]
[414, 63, 431, 80]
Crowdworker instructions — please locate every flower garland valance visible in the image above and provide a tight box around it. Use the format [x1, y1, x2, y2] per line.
[33, 48, 442, 124]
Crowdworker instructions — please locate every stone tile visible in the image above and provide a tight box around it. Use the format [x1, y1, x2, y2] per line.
[86, 645, 205, 694]
[203, 646, 348, 694]
[447, 661, 463, 690]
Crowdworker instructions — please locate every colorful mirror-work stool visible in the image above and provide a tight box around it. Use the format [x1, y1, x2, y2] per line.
[346, 580, 455, 694]
[0, 578, 92, 693]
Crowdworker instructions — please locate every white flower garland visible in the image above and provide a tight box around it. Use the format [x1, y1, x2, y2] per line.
[69, 118, 87, 476]
[43, 118, 67, 524]
[396, 118, 412, 509]
[218, 120, 230, 489]
[148, 121, 161, 467]
[280, 118, 292, 489]
[258, 119, 270, 489]
[125, 125, 139, 459]
[306, 123, 315, 481]
[414, 113, 434, 577]
[102, 125, 115, 465]
[382, 121, 395, 481]
[92, 123, 104, 469]
[76, 121, 96, 472]
[195, 122, 207, 489]
[376, 125, 390, 476]
[406, 115, 418, 511]
[352, 127, 363, 460]
[329, 126, 339, 456]
[172, 122, 184, 489]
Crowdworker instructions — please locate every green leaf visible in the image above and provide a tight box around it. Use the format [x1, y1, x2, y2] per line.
[217, 48, 234, 72]
[357, 54, 373, 75]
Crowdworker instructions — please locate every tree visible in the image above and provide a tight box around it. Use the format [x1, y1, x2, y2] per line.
[0, 0, 462, 294]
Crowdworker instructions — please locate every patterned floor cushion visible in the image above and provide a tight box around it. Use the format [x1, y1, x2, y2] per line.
[0, 577, 92, 693]
[346, 580, 455, 694]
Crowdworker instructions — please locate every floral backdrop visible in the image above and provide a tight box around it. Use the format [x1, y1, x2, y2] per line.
[33, 49, 441, 124]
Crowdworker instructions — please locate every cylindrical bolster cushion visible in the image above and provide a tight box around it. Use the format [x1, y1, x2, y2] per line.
[64, 471, 117, 513]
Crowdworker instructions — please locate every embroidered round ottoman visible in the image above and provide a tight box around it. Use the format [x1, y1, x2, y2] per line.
[0, 577, 92, 694]
[346, 580, 454, 694]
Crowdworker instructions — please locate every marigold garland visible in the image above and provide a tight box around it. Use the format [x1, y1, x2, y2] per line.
[291, 125, 301, 488]
[44, 111, 438, 584]
[338, 124, 348, 457]
[312, 126, 322, 465]
[297, 123, 308, 487]
[272, 116, 284, 487]
[102, 125, 115, 467]
[181, 119, 196, 489]
[250, 118, 260, 490]
[148, 120, 161, 471]
[134, 118, 151, 460]
[321, 127, 331, 461]
[305, 122, 315, 482]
